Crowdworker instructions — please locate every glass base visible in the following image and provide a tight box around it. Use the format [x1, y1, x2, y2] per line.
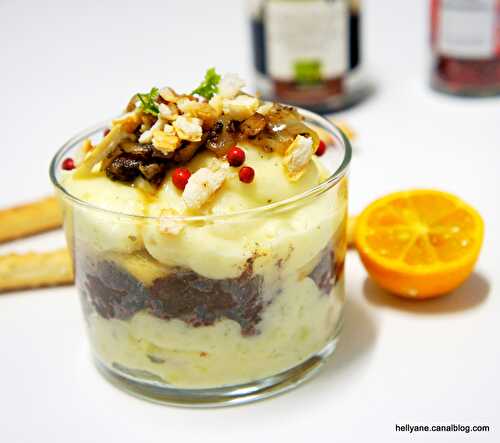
[93, 335, 340, 408]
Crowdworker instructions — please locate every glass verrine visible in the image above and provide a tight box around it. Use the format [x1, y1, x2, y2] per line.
[50, 109, 351, 407]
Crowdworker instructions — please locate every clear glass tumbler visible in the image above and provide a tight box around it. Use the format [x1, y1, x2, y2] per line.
[50, 109, 351, 406]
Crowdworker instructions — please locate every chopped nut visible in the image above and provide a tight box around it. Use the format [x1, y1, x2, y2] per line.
[283, 134, 314, 181]
[159, 87, 179, 103]
[176, 99, 218, 127]
[159, 209, 184, 235]
[222, 95, 260, 121]
[152, 130, 180, 153]
[182, 167, 226, 209]
[172, 116, 203, 142]
[218, 73, 245, 99]
[139, 118, 165, 144]
[159, 103, 179, 121]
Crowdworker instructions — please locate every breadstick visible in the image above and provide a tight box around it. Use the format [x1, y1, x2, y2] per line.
[0, 249, 73, 293]
[0, 196, 62, 243]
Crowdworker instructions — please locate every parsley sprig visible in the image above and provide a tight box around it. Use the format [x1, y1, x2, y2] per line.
[136, 68, 221, 115]
[191, 68, 221, 100]
[137, 87, 160, 116]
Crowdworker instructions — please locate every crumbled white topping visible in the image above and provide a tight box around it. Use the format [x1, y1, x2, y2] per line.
[172, 116, 203, 141]
[283, 134, 314, 180]
[218, 73, 246, 99]
[158, 209, 184, 235]
[139, 118, 165, 144]
[257, 102, 273, 115]
[222, 95, 260, 121]
[159, 103, 172, 119]
[182, 167, 226, 209]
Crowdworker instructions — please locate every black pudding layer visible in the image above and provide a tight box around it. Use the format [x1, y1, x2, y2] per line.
[80, 246, 339, 336]
[82, 257, 264, 336]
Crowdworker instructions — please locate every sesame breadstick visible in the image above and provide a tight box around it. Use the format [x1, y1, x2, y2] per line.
[0, 196, 62, 244]
[0, 249, 73, 293]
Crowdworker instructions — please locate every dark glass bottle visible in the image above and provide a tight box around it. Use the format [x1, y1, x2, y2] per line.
[249, 0, 365, 113]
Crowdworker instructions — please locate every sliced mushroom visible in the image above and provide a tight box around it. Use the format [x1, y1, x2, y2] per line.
[205, 117, 238, 157]
[106, 154, 142, 182]
[240, 113, 266, 137]
[139, 162, 167, 184]
[121, 141, 154, 159]
[249, 104, 318, 154]
[173, 139, 203, 164]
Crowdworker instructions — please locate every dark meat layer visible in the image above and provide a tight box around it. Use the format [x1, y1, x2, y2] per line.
[83, 260, 149, 320]
[149, 264, 263, 336]
[80, 244, 341, 336]
[81, 257, 264, 336]
[308, 246, 342, 295]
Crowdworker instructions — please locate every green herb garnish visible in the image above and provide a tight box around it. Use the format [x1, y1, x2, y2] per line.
[191, 68, 221, 100]
[137, 87, 160, 116]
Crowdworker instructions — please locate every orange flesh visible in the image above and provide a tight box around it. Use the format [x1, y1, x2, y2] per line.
[355, 190, 484, 298]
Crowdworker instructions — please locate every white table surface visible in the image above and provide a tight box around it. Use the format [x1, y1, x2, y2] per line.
[1, 1, 499, 442]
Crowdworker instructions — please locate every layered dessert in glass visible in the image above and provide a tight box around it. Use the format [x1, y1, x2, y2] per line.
[50, 70, 351, 406]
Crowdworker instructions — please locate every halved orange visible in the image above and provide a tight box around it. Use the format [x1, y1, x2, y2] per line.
[355, 190, 484, 298]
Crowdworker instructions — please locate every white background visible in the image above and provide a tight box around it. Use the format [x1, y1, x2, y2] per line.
[1, 1, 499, 442]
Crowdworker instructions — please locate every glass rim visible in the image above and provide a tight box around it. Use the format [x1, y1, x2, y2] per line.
[49, 107, 352, 222]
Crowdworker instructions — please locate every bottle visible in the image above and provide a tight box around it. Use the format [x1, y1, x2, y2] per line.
[430, 0, 500, 96]
[249, 0, 366, 113]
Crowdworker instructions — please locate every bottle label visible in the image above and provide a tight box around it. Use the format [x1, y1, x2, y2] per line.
[434, 0, 499, 59]
[264, 0, 348, 82]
